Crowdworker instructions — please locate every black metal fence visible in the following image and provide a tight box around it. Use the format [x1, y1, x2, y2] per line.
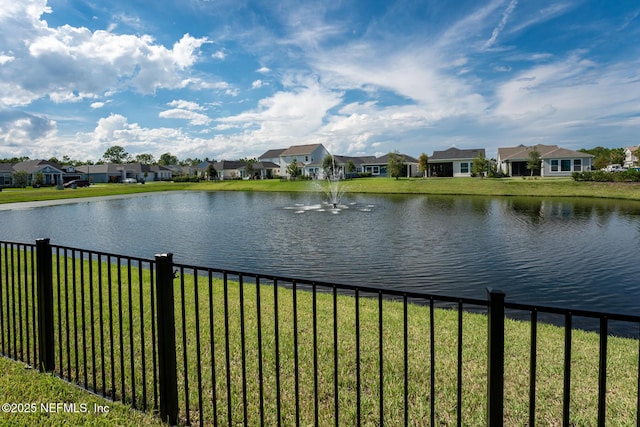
[1, 238, 639, 426]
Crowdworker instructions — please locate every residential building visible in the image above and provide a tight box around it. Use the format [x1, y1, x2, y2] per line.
[624, 146, 639, 167]
[428, 147, 485, 177]
[262, 144, 330, 178]
[497, 144, 594, 177]
[360, 153, 420, 177]
[75, 163, 173, 183]
[0, 163, 15, 186]
[12, 159, 66, 186]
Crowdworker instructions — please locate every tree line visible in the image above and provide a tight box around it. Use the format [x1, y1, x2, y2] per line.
[0, 146, 208, 167]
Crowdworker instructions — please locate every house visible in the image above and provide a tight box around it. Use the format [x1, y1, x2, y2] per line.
[0, 163, 15, 186]
[75, 163, 174, 183]
[12, 159, 66, 186]
[624, 146, 639, 167]
[360, 153, 420, 177]
[164, 164, 197, 178]
[252, 161, 280, 179]
[325, 155, 367, 178]
[429, 147, 485, 177]
[497, 144, 594, 177]
[261, 144, 331, 178]
[258, 149, 286, 165]
[213, 160, 247, 180]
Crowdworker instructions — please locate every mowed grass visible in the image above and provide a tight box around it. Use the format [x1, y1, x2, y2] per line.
[0, 356, 166, 426]
[3, 176, 640, 203]
[1, 248, 638, 426]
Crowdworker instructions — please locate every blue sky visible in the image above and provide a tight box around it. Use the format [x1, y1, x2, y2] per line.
[0, 0, 638, 162]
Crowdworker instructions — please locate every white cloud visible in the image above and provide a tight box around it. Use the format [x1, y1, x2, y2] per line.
[0, 2, 210, 107]
[256, 66, 271, 73]
[167, 99, 205, 111]
[212, 50, 226, 60]
[251, 80, 263, 89]
[483, 0, 518, 50]
[159, 108, 211, 126]
[0, 110, 58, 158]
[0, 52, 14, 64]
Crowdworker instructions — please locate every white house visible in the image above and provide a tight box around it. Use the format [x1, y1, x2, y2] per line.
[497, 144, 594, 177]
[624, 146, 639, 167]
[259, 144, 330, 178]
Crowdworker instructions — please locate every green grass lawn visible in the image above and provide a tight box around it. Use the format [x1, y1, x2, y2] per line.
[0, 356, 165, 426]
[3, 176, 640, 204]
[2, 249, 638, 426]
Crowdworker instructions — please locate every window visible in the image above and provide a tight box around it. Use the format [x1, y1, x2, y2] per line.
[561, 160, 571, 172]
[573, 159, 582, 171]
[365, 166, 380, 175]
[460, 162, 469, 174]
[551, 160, 558, 172]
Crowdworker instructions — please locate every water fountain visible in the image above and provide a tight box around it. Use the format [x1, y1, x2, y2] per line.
[323, 158, 345, 210]
[284, 155, 373, 214]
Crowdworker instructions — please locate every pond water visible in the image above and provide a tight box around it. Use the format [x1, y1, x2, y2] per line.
[1, 190, 639, 327]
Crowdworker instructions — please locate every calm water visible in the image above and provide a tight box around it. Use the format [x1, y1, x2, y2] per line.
[1, 191, 639, 323]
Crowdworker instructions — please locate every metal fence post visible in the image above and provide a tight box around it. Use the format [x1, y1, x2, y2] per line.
[36, 238, 54, 372]
[155, 253, 178, 425]
[487, 288, 505, 427]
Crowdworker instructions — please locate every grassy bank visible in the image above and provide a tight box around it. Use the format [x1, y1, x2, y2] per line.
[0, 357, 165, 426]
[1, 248, 638, 425]
[3, 177, 640, 204]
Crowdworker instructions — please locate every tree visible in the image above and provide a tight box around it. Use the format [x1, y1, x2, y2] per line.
[241, 157, 258, 179]
[418, 153, 429, 178]
[182, 157, 203, 167]
[634, 147, 640, 167]
[286, 158, 299, 179]
[207, 163, 217, 180]
[471, 152, 489, 177]
[387, 150, 405, 180]
[322, 154, 337, 178]
[158, 152, 179, 166]
[610, 147, 625, 166]
[135, 153, 155, 164]
[33, 171, 45, 187]
[102, 146, 129, 163]
[579, 146, 625, 170]
[345, 160, 356, 177]
[12, 170, 29, 188]
[526, 149, 541, 176]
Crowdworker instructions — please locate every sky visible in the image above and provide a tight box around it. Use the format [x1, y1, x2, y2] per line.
[0, 0, 639, 163]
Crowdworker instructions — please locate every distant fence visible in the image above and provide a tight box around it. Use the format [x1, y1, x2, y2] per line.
[1, 238, 639, 426]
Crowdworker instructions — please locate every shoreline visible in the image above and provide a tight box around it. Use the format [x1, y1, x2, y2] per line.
[0, 191, 176, 211]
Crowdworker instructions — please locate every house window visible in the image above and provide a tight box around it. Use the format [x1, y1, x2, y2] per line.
[573, 159, 582, 172]
[460, 162, 469, 174]
[551, 160, 559, 172]
[561, 159, 571, 172]
[305, 156, 309, 162]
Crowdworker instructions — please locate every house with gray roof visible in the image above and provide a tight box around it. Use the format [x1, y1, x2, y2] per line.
[258, 144, 330, 178]
[0, 163, 14, 187]
[497, 144, 594, 177]
[360, 153, 420, 177]
[75, 163, 173, 183]
[429, 147, 485, 177]
[12, 160, 67, 186]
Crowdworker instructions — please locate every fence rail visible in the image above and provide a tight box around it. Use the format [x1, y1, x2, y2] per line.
[0, 238, 639, 426]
